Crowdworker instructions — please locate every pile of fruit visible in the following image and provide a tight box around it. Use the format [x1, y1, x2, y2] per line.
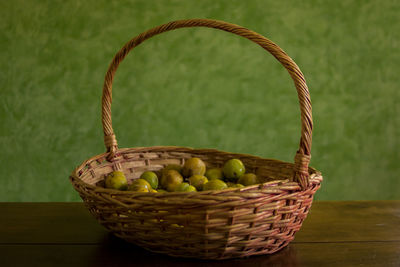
[104, 158, 261, 192]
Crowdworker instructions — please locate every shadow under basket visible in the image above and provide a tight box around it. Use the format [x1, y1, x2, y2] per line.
[69, 19, 322, 260]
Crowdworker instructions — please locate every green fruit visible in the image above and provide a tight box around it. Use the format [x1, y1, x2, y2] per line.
[105, 171, 128, 190]
[227, 182, 244, 188]
[182, 158, 206, 177]
[226, 182, 236, 187]
[186, 185, 197, 192]
[136, 187, 150, 192]
[223, 159, 245, 181]
[162, 164, 183, 174]
[188, 175, 208, 191]
[157, 189, 168, 193]
[175, 182, 197, 192]
[175, 182, 189, 192]
[164, 170, 184, 192]
[128, 179, 152, 192]
[238, 173, 259, 186]
[203, 179, 228, 191]
[205, 168, 223, 180]
[140, 171, 159, 189]
[161, 165, 182, 188]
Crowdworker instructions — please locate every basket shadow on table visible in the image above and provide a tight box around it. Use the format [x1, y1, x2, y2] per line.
[89, 233, 299, 266]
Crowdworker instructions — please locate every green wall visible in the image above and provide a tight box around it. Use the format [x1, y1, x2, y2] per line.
[1, 0, 399, 201]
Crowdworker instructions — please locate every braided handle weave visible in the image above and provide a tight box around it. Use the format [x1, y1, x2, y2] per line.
[101, 19, 313, 189]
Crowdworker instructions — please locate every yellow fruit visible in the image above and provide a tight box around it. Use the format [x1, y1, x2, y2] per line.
[223, 159, 245, 181]
[135, 187, 150, 192]
[164, 170, 183, 192]
[175, 182, 189, 192]
[203, 179, 228, 191]
[188, 175, 208, 191]
[161, 165, 182, 188]
[175, 182, 197, 192]
[162, 164, 182, 176]
[186, 185, 197, 192]
[150, 189, 158, 193]
[238, 173, 259, 186]
[105, 171, 128, 190]
[226, 182, 236, 187]
[128, 179, 152, 192]
[205, 168, 223, 180]
[182, 158, 206, 177]
[157, 189, 168, 193]
[140, 171, 158, 189]
[227, 182, 244, 188]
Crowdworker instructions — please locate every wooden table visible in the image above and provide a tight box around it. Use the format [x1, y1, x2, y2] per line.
[1, 201, 399, 266]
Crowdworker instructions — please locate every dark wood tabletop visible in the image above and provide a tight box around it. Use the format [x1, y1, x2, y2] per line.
[1, 201, 399, 266]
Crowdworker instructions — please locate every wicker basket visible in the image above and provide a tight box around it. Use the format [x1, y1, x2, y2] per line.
[70, 19, 322, 260]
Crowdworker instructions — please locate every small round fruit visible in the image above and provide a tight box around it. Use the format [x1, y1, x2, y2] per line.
[238, 173, 259, 186]
[223, 159, 245, 181]
[203, 179, 228, 191]
[162, 164, 183, 174]
[140, 171, 158, 189]
[182, 158, 206, 177]
[161, 165, 182, 188]
[164, 170, 183, 192]
[227, 182, 244, 188]
[175, 182, 189, 192]
[175, 182, 197, 192]
[186, 185, 197, 192]
[105, 171, 128, 190]
[188, 175, 208, 191]
[157, 189, 168, 193]
[205, 168, 223, 180]
[226, 182, 235, 187]
[128, 179, 152, 192]
[135, 187, 150, 192]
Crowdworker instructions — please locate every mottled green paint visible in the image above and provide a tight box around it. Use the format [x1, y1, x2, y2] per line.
[1, 0, 399, 201]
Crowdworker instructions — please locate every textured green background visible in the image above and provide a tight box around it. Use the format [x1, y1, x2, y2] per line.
[1, 0, 399, 201]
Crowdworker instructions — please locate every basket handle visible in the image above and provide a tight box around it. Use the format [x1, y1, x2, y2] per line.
[101, 19, 313, 189]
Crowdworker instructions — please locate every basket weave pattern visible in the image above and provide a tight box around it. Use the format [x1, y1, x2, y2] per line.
[70, 19, 322, 259]
[71, 147, 321, 259]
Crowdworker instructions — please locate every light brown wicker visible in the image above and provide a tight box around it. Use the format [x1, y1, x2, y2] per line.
[70, 19, 322, 260]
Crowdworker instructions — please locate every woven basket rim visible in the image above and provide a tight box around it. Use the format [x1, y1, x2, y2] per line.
[70, 146, 322, 196]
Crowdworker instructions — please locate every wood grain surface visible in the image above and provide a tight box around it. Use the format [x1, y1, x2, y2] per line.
[1, 201, 399, 266]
